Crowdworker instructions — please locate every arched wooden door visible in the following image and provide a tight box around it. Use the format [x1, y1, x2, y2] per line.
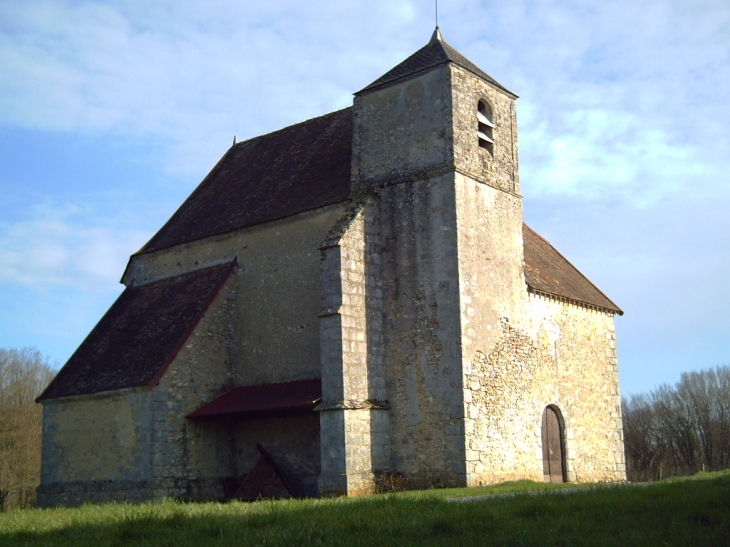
[542, 406, 566, 483]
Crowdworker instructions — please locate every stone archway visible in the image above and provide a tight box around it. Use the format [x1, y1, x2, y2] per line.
[541, 406, 566, 483]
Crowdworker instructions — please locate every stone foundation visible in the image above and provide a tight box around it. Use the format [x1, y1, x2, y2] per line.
[36, 476, 236, 507]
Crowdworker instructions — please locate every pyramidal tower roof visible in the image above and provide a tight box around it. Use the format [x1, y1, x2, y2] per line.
[358, 27, 515, 96]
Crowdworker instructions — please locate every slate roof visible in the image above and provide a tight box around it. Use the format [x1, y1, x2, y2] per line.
[37, 261, 236, 402]
[359, 30, 515, 96]
[523, 224, 622, 315]
[140, 108, 352, 254]
[138, 33, 509, 257]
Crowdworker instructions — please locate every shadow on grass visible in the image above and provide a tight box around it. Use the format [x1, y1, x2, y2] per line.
[1, 472, 729, 547]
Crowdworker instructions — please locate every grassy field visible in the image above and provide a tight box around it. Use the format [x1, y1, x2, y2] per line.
[1, 471, 728, 546]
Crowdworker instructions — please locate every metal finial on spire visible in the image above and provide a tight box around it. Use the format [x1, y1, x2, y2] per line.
[430, 0, 442, 42]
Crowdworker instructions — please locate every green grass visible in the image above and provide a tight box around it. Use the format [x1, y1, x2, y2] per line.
[1, 471, 729, 546]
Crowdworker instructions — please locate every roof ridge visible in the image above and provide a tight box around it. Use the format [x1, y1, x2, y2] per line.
[232, 107, 352, 148]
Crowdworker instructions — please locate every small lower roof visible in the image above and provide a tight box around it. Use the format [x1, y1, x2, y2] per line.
[187, 378, 322, 418]
[37, 261, 236, 402]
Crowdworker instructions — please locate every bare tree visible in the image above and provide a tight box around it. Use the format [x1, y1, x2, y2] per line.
[623, 365, 730, 482]
[622, 394, 665, 481]
[677, 367, 730, 472]
[713, 367, 730, 470]
[0, 347, 56, 510]
[654, 385, 699, 474]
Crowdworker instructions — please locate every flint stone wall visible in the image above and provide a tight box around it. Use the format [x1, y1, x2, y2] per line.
[462, 295, 625, 485]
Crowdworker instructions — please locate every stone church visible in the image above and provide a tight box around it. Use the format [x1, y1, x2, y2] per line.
[37, 29, 626, 506]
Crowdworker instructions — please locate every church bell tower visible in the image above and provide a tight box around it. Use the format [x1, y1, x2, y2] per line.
[319, 28, 527, 494]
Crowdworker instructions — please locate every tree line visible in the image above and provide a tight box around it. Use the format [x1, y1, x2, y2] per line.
[0, 347, 55, 511]
[622, 365, 730, 482]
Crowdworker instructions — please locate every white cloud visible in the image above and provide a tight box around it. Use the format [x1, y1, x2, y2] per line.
[4, 0, 726, 196]
[0, 1, 419, 133]
[0, 200, 149, 290]
[0, 1, 427, 180]
[520, 105, 718, 204]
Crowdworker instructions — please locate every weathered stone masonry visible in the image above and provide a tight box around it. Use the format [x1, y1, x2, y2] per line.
[318, 196, 390, 494]
[37, 29, 625, 506]
[38, 270, 237, 506]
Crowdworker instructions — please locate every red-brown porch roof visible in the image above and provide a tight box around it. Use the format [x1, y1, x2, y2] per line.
[187, 378, 322, 418]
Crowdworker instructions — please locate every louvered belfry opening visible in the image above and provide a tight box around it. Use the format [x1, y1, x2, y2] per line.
[542, 406, 566, 483]
[477, 100, 494, 155]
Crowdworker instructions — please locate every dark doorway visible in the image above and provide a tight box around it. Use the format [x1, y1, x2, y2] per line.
[542, 406, 566, 483]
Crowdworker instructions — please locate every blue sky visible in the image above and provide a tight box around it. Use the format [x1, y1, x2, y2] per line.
[0, 0, 728, 397]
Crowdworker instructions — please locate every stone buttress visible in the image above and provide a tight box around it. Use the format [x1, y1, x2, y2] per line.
[318, 197, 389, 495]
